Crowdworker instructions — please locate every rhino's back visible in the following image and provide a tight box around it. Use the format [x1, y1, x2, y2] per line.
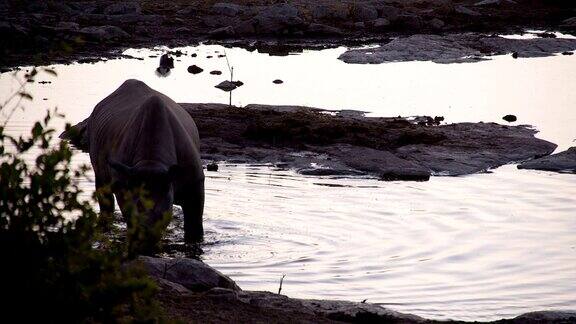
[88, 79, 200, 173]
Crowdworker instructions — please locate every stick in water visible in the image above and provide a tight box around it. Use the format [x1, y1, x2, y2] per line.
[278, 274, 286, 294]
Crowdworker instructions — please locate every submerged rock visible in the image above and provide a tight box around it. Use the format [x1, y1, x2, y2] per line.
[215, 80, 238, 91]
[503, 114, 517, 122]
[517, 147, 576, 173]
[187, 65, 203, 74]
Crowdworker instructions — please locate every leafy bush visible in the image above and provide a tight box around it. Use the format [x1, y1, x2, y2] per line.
[0, 69, 164, 322]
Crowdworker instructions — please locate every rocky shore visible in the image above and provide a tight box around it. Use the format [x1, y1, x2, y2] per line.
[140, 254, 576, 323]
[2, 0, 576, 69]
[181, 104, 556, 180]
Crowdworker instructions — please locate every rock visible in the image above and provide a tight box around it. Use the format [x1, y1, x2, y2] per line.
[562, 17, 576, 28]
[350, 4, 378, 22]
[376, 5, 400, 22]
[79, 25, 130, 41]
[103, 1, 141, 15]
[475, 0, 516, 6]
[211, 3, 246, 17]
[396, 14, 424, 30]
[252, 3, 303, 34]
[273, 79, 283, 84]
[205, 287, 239, 301]
[562, 51, 574, 55]
[455, 5, 481, 16]
[187, 65, 203, 74]
[138, 256, 240, 292]
[353, 22, 365, 29]
[235, 291, 425, 323]
[176, 104, 558, 179]
[339, 34, 576, 64]
[503, 114, 517, 122]
[232, 81, 244, 87]
[370, 18, 390, 29]
[156, 278, 192, 296]
[215, 80, 238, 91]
[518, 147, 576, 173]
[512, 51, 519, 58]
[307, 23, 343, 36]
[208, 25, 235, 38]
[191, 53, 197, 57]
[513, 311, 576, 322]
[310, 4, 348, 20]
[233, 20, 256, 35]
[159, 54, 174, 69]
[536, 32, 557, 38]
[210, 70, 222, 75]
[429, 18, 445, 30]
[207, 163, 219, 171]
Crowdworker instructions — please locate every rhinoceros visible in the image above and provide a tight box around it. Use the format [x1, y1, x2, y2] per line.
[63, 79, 204, 243]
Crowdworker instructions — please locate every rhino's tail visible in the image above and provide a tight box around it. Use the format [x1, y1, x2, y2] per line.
[59, 117, 90, 152]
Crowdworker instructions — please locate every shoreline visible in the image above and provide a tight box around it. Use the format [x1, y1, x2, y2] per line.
[1, 0, 576, 70]
[142, 255, 576, 323]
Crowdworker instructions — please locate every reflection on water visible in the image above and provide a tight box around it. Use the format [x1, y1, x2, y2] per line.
[1, 44, 575, 321]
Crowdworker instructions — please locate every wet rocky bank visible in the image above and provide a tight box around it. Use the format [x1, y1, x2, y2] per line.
[181, 103, 557, 181]
[2, 0, 576, 70]
[141, 254, 576, 323]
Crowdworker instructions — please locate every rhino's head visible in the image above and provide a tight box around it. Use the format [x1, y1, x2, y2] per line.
[109, 159, 180, 226]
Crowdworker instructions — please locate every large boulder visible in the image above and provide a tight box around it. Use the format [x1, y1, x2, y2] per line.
[103, 1, 141, 15]
[211, 3, 247, 17]
[350, 4, 378, 22]
[518, 147, 576, 173]
[138, 256, 240, 292]
[310, 4, 348, 20]
[251, 3, 304, 34]
[79, 25, 130, 41]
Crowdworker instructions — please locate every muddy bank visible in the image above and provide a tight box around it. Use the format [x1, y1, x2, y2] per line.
[141, 254, 576, 323]
[339, 33, 576, 64]
[176, 104, 555, 181]
[2, 0, 576, 69]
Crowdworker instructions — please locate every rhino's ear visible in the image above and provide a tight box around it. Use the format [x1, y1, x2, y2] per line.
[109, 158, 133, 176]
[168, 165, 183, 180]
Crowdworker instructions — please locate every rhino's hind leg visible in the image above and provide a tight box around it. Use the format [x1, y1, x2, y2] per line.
[180, 180, 205, 243]
[95, 175, 115, 222]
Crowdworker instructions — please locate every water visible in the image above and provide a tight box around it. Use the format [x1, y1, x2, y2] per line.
[1, 43, 575, 321]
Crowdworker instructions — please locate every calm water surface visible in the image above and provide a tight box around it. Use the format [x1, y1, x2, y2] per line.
[1, 43, 575, 321]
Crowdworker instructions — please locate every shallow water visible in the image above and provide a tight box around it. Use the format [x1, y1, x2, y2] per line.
[1, 42, 575, 321]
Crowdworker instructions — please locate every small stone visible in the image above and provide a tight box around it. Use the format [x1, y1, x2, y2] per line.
[215, 80, 237, 91]
[273, 79, 283, 84]
[232, 80, 244, 87]
[187, 65, 203, 74]
[512, 52, 519, 58]
[210, 70, 222, 75]
[503, 114, 517, 122]
[207, 163, 218, 171]
[562, 51, 574, 55]
[191, 53, 197, 57]
[207, 55, 213, 58]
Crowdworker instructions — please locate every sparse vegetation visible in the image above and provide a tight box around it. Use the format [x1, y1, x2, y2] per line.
[0, 69, 166, 322]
